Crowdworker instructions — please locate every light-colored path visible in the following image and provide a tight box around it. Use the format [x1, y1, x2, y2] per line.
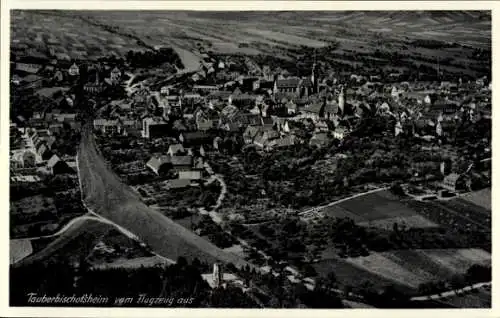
[299, 187, 390, 216]
[410, 282, 491, 301]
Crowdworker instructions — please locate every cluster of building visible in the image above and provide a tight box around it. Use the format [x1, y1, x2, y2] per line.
[10, 123, 77, 183]
[11, 55, 122, 94]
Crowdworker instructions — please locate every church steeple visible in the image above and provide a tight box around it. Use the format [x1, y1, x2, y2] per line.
[311, 49, 317, 93]
[338, 85, 345, 114]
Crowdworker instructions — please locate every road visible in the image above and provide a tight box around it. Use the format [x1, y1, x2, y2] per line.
[77, 126, 249, 268]
[298, 187, 390, 217]
[410, 282, 491, 301]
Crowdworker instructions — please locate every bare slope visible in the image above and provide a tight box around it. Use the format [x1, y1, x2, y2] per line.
[77, 127, 249, 268]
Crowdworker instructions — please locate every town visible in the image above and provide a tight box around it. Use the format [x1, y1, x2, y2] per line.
[9, 10, 491, 309]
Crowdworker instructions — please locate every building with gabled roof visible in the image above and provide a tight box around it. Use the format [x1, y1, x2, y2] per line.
[167, 144, 185, 157]
[47, 154, 71, 175]
[146, 155, 172, 176]
[179, 131, 213, 146]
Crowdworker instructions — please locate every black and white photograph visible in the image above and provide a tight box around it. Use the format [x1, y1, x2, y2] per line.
[5, 5, 493, 311]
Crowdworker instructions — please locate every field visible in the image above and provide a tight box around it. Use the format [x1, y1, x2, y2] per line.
[11, 11, 491, 78]
[315, 248, 491, 293]
[10, 239, 33, 264]
[11, 11, 145, 61]
[460, 188, 491, 211]
[312, 186, 491, 295]
[323, 190, 438, 229]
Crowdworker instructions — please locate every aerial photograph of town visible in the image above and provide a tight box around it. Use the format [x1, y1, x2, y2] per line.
[8, 10, 491, 308]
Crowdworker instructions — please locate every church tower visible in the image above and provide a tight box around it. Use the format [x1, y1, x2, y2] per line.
[338, 85, 345, 114]
[213, 263, 223, 288]
[395, 120, 403, 137]
[311, 49, 317, 94]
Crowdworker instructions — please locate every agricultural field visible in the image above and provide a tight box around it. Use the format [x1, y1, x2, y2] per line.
[312, 185, 491, 295]
[11, 11, 145, 61]
[10, 239, 33, 264]
[405, 198, 491, 235]
[11, 11, 490, 79]
[314, 256, 416, 295]
[460, 188, 491, 211]
[323, 190, 438, 229]
[315, 248, 491, 294]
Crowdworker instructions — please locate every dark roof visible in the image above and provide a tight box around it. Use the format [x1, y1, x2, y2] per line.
[171, 155, 193, 166]
[168, 144, 185, 154]
[261, 117, 274, 126]
[303, 103, 323, 114]
[244, 126, 263, 138]
[324, 101, 339, 114]
[301, 77, 314, 87]
[180, 131, 212, 143]
[276, 78, 301, 88]
[166, 179, 192, 189]
[236, 113, 261, 126]
[47, 155, 63, 168]
[146, 155, 171, 171]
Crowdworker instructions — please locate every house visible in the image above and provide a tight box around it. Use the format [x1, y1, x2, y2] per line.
[168, 144, 185, 157]
[231, 92, 259, 107]
[286, 100, 298, 115]
[47, 155, 71, 175]
[146, 155, 172, 176]
[179, 132, 213, 146]
[315, 120, 329, 133]
[266, 135, 297, 151]
[37, 143, 53, 161]
[178, 170, 203, 180]
[94, 119, 120, 134]
[193, 85, 219, 93]
[262, 129, 280, 142]
[234, 113, 261, 127]
[275, 77, 301, 94]
[23, 150, 37, 167]
[208, 90, 232, 103]
[323, 100, 339, 120]
[241, 77, 261, 92]
[333, 127, 348, 140]
[53, 70, 64, 82]
[68, 63, 80, 76]
[441, 173, 466, 192]
[110, 67, 121, 83]
[301, 103, 323, 121]
[261, 117, 274, 129]
[46, 136, 57, 150]
[197, 119, 216, 131]
[221, 122, 240, 132]
[142, 117, 169, 139]
[165, 179, 193, 190]
[310, 133, 330, 147]
[15, 63, 42, 74]
[55, 113, 77, 123]
[253, 134, 269, 149]
[84, 81, 106, 94]
[171, 155, 194, 172]
[243, 126, 262, 144]
[21, 74, 44, 89]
